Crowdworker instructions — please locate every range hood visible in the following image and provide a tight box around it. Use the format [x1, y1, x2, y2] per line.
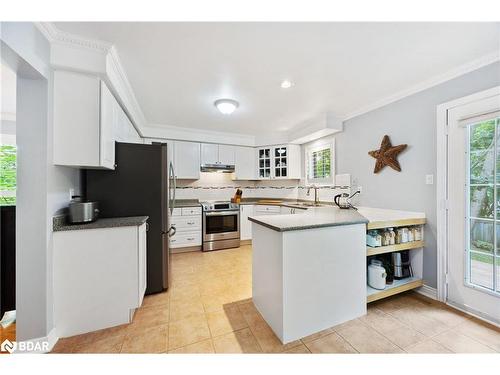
[200, 164, 235, 173]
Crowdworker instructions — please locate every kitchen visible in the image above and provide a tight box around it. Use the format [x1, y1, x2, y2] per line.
[1, 18, 500, 362]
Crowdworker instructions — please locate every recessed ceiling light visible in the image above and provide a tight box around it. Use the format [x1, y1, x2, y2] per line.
[281, 80, 293, 89]
[214, 99, 239, 115]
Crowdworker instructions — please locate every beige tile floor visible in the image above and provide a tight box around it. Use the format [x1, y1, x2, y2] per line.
[51, 245, 500, 354]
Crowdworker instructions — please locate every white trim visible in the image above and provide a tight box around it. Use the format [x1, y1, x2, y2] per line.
[344, 51, 500, 121]
[416, 284, 438, 300]
[14, 328, 58, 354]
[0, 112, 16, 122]
[446, 300, 500, 329]
[436, 86, 500, 304]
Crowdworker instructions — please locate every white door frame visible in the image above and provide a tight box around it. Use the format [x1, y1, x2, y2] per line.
[436, 86, 500, 305]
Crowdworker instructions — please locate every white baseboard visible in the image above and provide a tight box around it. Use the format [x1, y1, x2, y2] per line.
[14, 328, 58, 354]
[416, 284, 438, 300]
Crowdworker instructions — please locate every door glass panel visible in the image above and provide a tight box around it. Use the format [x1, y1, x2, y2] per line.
[470, 219, 493, 253]
[470, 186, 494, 218]
[469, 252, 494, 290]
[466, 117, 499, 293]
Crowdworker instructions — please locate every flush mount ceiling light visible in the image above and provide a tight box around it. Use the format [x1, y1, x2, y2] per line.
[280, 80, 293, 89]
[214, 99, 239, 115]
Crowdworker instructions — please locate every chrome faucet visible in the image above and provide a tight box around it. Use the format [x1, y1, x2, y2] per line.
[306, 185, 320, 205]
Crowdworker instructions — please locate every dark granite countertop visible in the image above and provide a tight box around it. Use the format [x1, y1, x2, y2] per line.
[53, 215, 149, 232]
[248, 206, 368, 232]
[173, 199, 201, 208]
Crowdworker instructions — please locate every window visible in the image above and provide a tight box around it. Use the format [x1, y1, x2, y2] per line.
[306, 140, 334, 185]
[0, 144, 16, 206]
[466, 117, 500, 294]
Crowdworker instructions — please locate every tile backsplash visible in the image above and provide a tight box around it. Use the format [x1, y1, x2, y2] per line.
[175, 172, 351, 202]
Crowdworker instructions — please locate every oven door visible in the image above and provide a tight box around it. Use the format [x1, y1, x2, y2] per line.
[203, 211, 240, 241]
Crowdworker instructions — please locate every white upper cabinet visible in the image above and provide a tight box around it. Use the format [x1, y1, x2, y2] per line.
[218, 145, 235, 165]
[201, 143, 219, 165]
[174, 141, 200, 179]
[257, 144, 301, 180]
[54, 70, 116, 169]
[233, 146, 257, 180]
[115, 104, 142, 144]
[200, 143, 235, 165]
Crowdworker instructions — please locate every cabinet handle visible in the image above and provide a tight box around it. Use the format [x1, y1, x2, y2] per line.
[187, 221, 195, 225]
[187, 237, 195, 241]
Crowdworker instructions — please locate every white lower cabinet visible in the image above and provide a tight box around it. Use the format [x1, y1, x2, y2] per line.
[254, 205, 281, 215]
[170, 206, 202, 249]
[240, 204, 254, 240]
[53, 223, 147, 337]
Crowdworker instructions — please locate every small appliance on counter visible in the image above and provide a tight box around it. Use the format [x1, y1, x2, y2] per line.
[392, 250, 413, 279]
[68, 196, 99, 224]
[367, 259, 387, 290]
[334, 190, 360, 210]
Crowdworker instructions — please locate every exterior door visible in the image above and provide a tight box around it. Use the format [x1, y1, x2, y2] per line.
[447, 92, 500, 323]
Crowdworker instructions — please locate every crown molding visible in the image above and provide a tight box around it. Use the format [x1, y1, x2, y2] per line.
[35, 22, 147, 132]
[144, 123, 256, 147]
[342, 51, 500, 121]
[35, 22, 112, 53]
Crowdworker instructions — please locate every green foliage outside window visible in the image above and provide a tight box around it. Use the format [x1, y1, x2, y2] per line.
[0, 144, 16, 206]
[312, 148, 331, 179]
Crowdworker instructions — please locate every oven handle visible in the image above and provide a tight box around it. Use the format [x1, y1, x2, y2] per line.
[204, 211, 239, 217]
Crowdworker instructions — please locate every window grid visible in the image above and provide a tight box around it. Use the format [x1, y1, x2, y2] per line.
[466, 117, 500, 294]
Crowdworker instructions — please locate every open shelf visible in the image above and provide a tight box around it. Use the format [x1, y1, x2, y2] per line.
[366, 240, 425, 256]
[367, 218, 426, 230]
[367, 277, 423, 303]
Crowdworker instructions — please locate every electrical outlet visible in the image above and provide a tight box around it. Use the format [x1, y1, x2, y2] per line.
[425, 175, 434, 185]
[358, 186, 363, 193]
[69, 188, 75, 201]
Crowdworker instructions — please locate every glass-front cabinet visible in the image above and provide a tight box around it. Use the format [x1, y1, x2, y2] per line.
[258, 145, 299, 179]
[258, 148, 271, 178]
[274, 146, 288, 178]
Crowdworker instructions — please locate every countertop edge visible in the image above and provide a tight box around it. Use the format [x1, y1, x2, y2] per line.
[53, 215, 149, 232]
[248, 215, 369, 232]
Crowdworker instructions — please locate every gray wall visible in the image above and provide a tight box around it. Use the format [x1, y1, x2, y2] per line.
[337, 61, 500, 288]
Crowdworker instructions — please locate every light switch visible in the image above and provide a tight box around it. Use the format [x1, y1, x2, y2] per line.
[425, 175, 434, 185]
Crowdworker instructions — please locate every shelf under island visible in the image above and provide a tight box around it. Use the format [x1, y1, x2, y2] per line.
[249, 205, 426, 344]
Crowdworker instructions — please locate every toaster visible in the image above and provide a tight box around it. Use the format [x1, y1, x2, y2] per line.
[68, 198, 99, 224]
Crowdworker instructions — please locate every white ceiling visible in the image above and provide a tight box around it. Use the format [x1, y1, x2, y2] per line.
[54, 22, 500, 136]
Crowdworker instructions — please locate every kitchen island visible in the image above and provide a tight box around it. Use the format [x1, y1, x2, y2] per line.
[249, 206, 369, 344]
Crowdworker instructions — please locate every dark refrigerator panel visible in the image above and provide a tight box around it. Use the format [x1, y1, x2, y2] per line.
[85, 142, 170, 294]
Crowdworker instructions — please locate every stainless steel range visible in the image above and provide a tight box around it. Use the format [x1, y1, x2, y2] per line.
[201, 201, 240, 251]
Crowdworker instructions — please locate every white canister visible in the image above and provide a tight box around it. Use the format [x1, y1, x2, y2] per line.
[368, 264, 387, 290]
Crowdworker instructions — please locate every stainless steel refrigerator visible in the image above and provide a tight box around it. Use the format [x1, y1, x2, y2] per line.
[84, 142, 176, 294]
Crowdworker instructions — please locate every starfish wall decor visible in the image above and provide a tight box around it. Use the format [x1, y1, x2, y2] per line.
[368, 135, 407, 173]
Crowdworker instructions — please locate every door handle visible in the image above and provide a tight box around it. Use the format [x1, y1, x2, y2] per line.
[167, 226, 177, 237]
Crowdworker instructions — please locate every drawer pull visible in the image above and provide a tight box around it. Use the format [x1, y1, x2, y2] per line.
[187, 237, 195, 241]
[187, 221, 195, 225]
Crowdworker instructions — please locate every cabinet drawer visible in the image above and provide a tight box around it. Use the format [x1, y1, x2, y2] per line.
[255, 205, 281, 214]
[171, 215, 202, 231]
[170, 231, 201, 248]
[181, 207, 202, 216]
[172, 208, 182, 216]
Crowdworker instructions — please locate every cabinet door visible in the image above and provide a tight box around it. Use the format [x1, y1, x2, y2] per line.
[201, 143, 219, 165]
[174, 141, 200, 179]
[99, 81, 116, 169]
[138, 223, 147, 306]
[273, 146, 288, 179]
[240, 205, 254, 240]
[218, 145, 235, 165]
[234, 146, 256, 180]
[53, 71, 101, 167]
[257, 148, 272, 179]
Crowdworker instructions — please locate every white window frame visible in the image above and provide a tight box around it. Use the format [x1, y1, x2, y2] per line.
[305, 139, 335, 186]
